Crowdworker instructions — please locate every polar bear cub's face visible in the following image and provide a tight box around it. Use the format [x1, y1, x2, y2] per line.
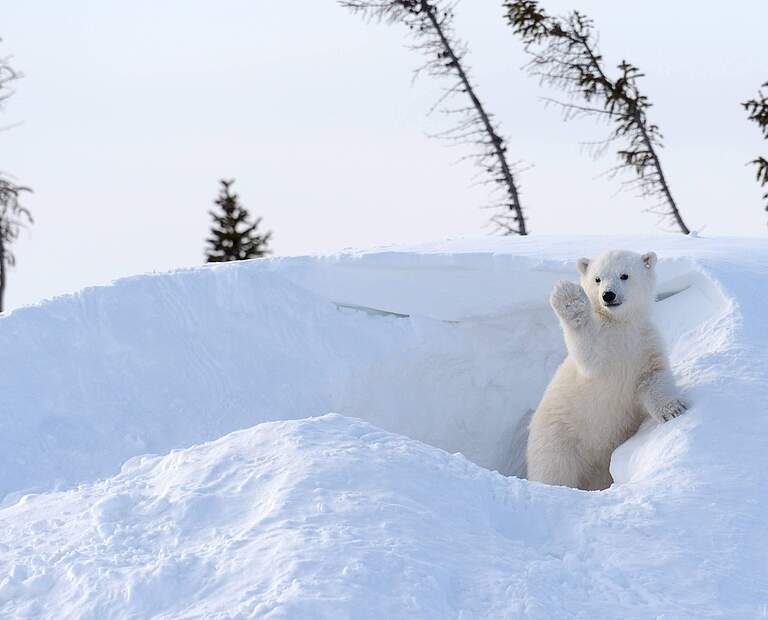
[576, 250, 657, 319]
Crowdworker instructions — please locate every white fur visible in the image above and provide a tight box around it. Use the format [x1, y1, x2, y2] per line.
[526, 250, 687, 491]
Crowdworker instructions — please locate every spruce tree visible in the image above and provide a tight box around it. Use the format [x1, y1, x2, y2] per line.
[506, 1, 691, 234]
[205, 179, 271, 263]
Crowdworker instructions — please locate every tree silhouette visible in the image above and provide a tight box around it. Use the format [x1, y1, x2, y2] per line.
[1, 46, 32, 312]
[0, 181, 32, 312]
[742, 82, 768, 212]
[506, 0, 691, 234]
[205, 179, 272, 263]
[340, 0, 528, 235]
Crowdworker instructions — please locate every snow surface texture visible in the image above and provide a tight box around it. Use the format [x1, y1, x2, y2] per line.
[0, 236, 765, 618]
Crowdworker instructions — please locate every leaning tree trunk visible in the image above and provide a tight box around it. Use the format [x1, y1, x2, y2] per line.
[634, 112, 690, 234]
[0, 234, 6, 313]
[421, 3, 527, 235]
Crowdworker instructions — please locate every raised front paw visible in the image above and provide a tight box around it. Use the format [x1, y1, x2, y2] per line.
[550, 280, 590, 326]
[651, 398, 689, 423]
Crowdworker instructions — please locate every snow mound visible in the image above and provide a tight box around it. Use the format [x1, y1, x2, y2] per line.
[2, 415, 540, 618]
[1, 235, 766, 617]
[0, 412, 763, 619]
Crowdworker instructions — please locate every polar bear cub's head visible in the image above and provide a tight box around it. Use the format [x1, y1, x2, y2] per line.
[576, 250, 657, 319]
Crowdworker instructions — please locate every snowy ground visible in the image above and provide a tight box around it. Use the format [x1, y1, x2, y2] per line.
[0, 235, 766, 618]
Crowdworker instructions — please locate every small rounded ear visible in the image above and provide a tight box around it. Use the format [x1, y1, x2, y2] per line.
[576, 258, 590, 275]
[642, 252, 658, 270]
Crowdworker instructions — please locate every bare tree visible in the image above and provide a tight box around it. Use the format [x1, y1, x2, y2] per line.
[340, 0, 528, 235]
[742, 82, 768, 213]
[0, 45, 32, 312]
[506, 0, 691, 234]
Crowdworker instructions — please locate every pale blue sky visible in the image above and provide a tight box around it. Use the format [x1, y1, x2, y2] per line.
[2, 1, 766, 309]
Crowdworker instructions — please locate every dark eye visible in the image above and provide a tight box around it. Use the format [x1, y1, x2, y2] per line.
[595, 277, 601, 284]
[620, 274, 629, 281]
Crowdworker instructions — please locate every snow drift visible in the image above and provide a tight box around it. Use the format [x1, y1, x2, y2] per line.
[0, 235, 766, 618]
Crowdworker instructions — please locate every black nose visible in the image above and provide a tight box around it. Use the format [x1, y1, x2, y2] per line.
[602, 290, 616, 303]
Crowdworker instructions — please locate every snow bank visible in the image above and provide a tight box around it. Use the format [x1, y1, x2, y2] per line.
[0, 235, 766, 617]
[0, 260, 562, 500]
[0, 236, 729, 500]
[0, 415, 547, 618]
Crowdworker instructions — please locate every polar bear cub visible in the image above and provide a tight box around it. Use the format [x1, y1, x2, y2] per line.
[527, 250, 687, 491]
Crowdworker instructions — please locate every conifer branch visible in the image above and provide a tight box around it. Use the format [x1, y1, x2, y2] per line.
[742, 82, 768, 212]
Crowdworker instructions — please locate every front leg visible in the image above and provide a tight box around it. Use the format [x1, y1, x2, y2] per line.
[638, 365, 689, 423]
[550, 280, 605, 376]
